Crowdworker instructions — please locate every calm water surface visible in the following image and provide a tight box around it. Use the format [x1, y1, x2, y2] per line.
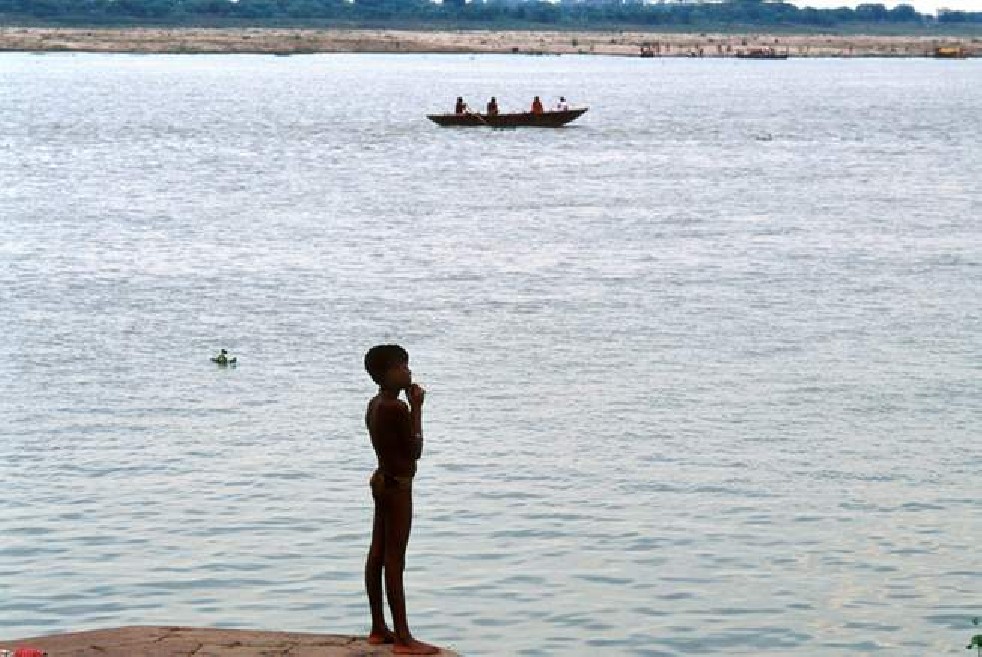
[1, 53, 980, 656]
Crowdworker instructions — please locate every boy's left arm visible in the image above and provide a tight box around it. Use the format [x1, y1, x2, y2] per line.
[408, 384, 425, 459]
[410, 405, 422, 459]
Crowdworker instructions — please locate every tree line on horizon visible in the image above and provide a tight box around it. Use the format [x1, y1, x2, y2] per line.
[2, 0, 980, 28]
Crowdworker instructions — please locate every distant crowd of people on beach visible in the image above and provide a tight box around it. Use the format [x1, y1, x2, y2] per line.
[454, 95, 570, 116]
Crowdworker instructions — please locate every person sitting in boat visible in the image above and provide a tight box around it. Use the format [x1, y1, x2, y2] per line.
[556, 96, 569, 110]
[454, 97, 468, 115]
[531, 96, 544, 115]
[486, 97, 499, 117]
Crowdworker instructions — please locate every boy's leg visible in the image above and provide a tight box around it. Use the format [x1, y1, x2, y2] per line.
[384, 486, 440, 655]
[366, 491, 394, 644]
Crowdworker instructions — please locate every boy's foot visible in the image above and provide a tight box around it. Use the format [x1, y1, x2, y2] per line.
[393, 638, 441, 655]
[367, 628, 396, 645]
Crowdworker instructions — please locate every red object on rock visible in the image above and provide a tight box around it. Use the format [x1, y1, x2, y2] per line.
[14, 649, 47, 657]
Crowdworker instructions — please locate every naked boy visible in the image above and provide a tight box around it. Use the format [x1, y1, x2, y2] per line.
[363, 344, 440, 655]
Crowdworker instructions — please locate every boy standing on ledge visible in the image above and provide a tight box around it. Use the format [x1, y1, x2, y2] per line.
[363, 344, 440, 655]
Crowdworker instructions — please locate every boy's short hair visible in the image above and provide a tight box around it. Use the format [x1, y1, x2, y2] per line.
[364, 344, 409, 386]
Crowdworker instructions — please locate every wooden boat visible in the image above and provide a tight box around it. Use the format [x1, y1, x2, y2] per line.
[427, 108, 588, 128]
[933, 46, 966, 58]
[736, 48, 789, 59]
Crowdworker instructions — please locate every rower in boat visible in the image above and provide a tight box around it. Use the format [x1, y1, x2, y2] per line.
[556, 96, 569, 110]
[454, 96, 468, 114]
[531, 96, 544, 115]
[486, 97, 499, 117]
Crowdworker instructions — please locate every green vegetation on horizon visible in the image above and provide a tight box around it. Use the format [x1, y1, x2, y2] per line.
[2, 0, 981, 31]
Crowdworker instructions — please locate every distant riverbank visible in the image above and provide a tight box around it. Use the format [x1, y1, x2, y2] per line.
[1, 26, 979, 57]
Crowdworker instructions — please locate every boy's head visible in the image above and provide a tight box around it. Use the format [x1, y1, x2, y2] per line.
[364, 344, 411, 390]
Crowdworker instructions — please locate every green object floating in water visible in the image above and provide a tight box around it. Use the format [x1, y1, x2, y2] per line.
[211, 350, 237, 366]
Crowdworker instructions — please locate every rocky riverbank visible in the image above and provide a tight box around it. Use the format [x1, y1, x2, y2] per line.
[0, 625, 460, 656]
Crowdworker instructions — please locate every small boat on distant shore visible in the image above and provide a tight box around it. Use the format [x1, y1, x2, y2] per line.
[427, 108, 588, 128]
[933, 46, 966, 58]
[736, 48, 789, 59]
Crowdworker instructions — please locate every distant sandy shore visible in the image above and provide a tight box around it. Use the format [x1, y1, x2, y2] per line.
[0, 26, 978, 57]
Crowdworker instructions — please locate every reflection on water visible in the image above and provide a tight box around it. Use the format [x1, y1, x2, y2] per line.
[1, 53, 980, 656]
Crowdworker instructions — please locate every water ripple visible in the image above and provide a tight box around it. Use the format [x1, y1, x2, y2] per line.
[1, 53, 980, 657]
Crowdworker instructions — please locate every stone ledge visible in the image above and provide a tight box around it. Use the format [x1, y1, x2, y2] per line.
[0, 625, 460, 656]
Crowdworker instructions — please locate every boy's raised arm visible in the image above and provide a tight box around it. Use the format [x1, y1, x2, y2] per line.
[409, 404, 423, 460]
[408, 384, 425, 459]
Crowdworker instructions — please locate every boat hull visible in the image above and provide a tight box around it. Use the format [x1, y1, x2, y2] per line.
[736, 52, 789, 59]
[427, 108, 588, 128]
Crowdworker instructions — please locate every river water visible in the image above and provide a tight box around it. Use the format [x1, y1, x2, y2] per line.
[1, 52, 980, 656]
